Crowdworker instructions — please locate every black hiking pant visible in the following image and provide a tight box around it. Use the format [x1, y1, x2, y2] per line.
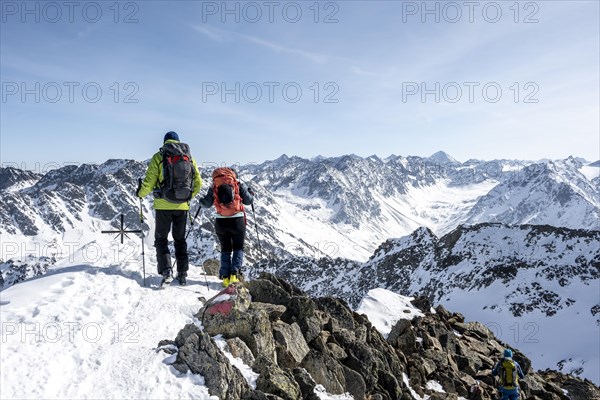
[214, 217, 246, 252]
[215, 217, 246, 278]
[155, 210, 189, 276]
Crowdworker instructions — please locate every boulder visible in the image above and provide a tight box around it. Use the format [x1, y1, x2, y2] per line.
[226, 337, 255, 366]
[300, 350, 346, 394]
[202, 259, 220, 276]
[252, 302, 287, 322]
[272, 321, 310, 369]
[246, 278, 292, 307]
[198, 285, 277, 362]
[256, 364, 302, 400]
[292, 368, 320, 400]
[171, 324, 250, 399]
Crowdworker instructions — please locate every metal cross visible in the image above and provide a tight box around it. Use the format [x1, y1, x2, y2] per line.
[101, 214, 143, 244]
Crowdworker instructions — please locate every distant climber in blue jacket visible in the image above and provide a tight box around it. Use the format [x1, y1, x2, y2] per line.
[492, 349, 526, 400]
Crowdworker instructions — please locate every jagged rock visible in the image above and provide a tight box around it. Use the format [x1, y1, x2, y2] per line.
[281, 296, 316, 322]
[198, 285, 277, 362]
[342, 365, 366, 399]
[421, 357, 437, 378]
[300, 350, 346, 394]
[157, 339, 176, 348]
[252, 354, 276, 374]
[255, 364, 302, 400]
[539, 369, 600, 400]
[435, 304, 452, 320]
[199, 284, 251, 320]
[272, 321, 310, 369]
[429, 393, 458, 400]
[156, 339, 178, 354]
[453, 321, 492, 341]
[326, 342, 347, 360]
[170, 323, 250, 399]
[292, 368, 320, 400]
[475, 369, 495, 387]
[252, 302, 287, 322]
[226, 337, 255, 366]
[461, 335, 495, 358]
[258, 272, 304, 296]
[202, 259, 220, 276]
[308, 332, 328, 353]
[341, 334, 405, 398]
[243, 391, 284, 400]
[411, 296, 432, 313]
[281, 296, 321, 343]
[422, 331, 443, 352]
[388, 319, 418, 354]
[247, 278, 292, 307]
[314, 297, 355, 331]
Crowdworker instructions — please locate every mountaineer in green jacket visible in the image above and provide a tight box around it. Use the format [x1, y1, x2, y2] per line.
[137, 131, 202, 286]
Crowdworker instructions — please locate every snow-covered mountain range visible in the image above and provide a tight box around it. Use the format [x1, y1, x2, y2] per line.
[1, 152, 599, 383]
[2, 152, 597, 263]
[250, 223, 600, 382]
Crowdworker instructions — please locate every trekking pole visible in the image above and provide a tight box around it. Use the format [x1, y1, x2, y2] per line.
[198, 208, 209, 291]
[138, 178, 147, 287]
[250, 202, 262, 257]
[185, 203, 203, 240]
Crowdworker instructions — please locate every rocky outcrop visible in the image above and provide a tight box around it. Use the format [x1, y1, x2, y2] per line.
[162, 274, 413, 399]
[390, 302, 600, 400]
[159, 273, 599, 399]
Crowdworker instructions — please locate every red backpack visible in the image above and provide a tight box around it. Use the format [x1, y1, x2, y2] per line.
[212, 167, 244, 216]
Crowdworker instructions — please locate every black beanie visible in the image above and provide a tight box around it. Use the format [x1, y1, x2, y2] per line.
[164, 131, 179, 142]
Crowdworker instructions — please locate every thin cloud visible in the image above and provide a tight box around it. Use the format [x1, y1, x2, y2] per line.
[243, 35, 329, 64]
[191, 25, 227, 42]
[191, 24, 332, 64]
[351, 66, 376, 76]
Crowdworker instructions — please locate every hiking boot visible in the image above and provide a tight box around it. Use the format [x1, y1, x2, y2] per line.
[160, 268, 173, 286]
[221, 276, 230, 287]
[177, 274, 187, 286]
[229, 274, 239, 285]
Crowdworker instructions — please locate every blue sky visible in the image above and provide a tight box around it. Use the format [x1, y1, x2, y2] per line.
[1, 1, 599, 170]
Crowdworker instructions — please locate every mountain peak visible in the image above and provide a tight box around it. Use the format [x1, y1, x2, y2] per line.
[427, 151, 460, 164]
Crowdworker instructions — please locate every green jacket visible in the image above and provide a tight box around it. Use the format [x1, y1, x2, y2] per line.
[138, 139, 202, 210]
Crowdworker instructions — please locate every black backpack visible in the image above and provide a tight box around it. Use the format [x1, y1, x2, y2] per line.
[158, 142, 195, 203]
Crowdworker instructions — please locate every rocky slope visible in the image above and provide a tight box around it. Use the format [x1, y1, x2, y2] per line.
[250, 223, 599, 312]
[158, 273, 600, 399]
[249, 223, 600, 382]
